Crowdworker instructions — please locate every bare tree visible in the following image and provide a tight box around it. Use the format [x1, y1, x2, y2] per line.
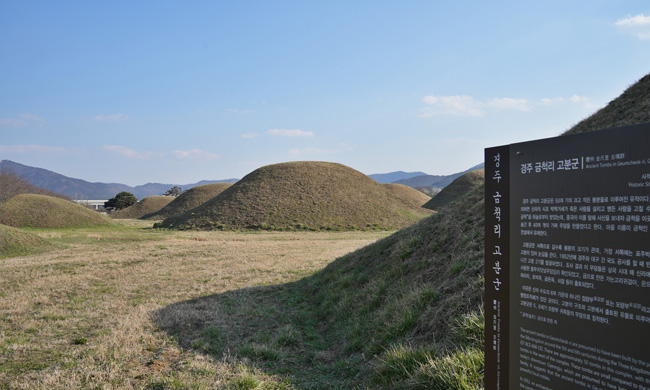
[0, 170, 69, 203]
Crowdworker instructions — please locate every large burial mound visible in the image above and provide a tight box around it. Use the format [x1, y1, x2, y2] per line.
[383, 183, 432, 208]
[157, 180, 486, 389]
[0, 224, 55, 257]
[143, 183, 233, 220]
[274, 75, 650, 387]
[300, 73, 649, 387]
[564, 73, 650, 135]
[159, 161, 433, 230]
[110, 196, 174, 219]
[423, 169, 484, 211]
[0, 194, 114, 228]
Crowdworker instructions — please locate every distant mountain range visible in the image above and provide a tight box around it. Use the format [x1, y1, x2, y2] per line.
[393, 163, 484, 189]
[0, 160, 238, 200]
[367, 171, 428, 184]
[0, 159, 484, 200]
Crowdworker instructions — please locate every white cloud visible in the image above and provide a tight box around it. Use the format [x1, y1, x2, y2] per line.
[420, 95, 531, 118]
[0, 113, 45, 129]
[103, 145, 158, 160]
[94, 113, 129, 122]
[539, 95, 595, 109]
[616, 14, 650, 40]
[0, 144, 67, 154]
[268, 129, 314, 137]
[486, 97, 531, 111]
[241, 133, 260, 139]
[420, 95, 484, 117]
[171, 149, 219, 161]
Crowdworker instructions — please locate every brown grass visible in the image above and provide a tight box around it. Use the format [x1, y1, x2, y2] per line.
[423, 169, 484, 211]
[159, 161, 433, 231]
[143, 183, 233, 220]
[563, 72, 650, 135]
[0, 220, 388, 389]
[0, 224, 55, 257]
[110, 196, 174, 219]
[383, 183, 432, 207]
[0, 194, 114, 228]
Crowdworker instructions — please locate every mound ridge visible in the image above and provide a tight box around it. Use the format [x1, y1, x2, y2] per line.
[143, 183, 233, 220]
[0, 194, 114, 228]
[564, 72, 650, 135]
[300, 184, 485, 387]
[159, 161, 433, 231]
[423, 169, 484, 211]
[265, 73, 648, 387]
[0, 224, 55, 257]
[110, 196, 174, 219]
[383, 183, 432, 208]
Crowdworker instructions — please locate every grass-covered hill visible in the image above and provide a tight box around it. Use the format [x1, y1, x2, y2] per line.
[0, 194, 114, 228]
[142, 183, 233, 220]
[158, 161, 433, 231]
[564, 72, 650, 135]
[110, 196, 174, 219]
[423, 170, 484, 211]
[303, 184, 485, 388]
[383, 183, 432, 208]
[0, 224, 55, 257]
[157, 182, 485, 389]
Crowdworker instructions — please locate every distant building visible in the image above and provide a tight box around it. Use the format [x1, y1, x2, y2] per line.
[73, 200, 108, 211]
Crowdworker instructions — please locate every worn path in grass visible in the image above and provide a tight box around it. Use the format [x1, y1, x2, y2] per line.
[0, 220, 389, 389]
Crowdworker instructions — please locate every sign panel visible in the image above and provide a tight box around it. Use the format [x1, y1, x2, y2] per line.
[486, 123, 650, 390]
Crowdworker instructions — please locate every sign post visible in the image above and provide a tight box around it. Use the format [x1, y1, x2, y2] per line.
[486, 123, 650, 389]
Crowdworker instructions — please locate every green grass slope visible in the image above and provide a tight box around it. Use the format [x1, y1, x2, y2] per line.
[0, 224, 55, 257]
[564, 72, 650, 135]
[110, 196, 174, 219]
[423, 170, 484, 211]
[157, 185, 485, 389]
[302, 185, 485, 388]
[142, 183, 233, 220]
[159, 161, 433, 231]
[383, 183, 432, 208]
[0, 194, 114, 228]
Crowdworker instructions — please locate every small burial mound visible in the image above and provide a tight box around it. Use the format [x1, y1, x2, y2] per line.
[0, 224, 55, 257]
[0, 194, 114, 228]
[110, 196, 174, 219]
[383, 183, 432, 208]
[423, 169, 484, 211]
[564, 72, 650, 135]
[159, 161, 433, 231]
[142, 183, 233, 220]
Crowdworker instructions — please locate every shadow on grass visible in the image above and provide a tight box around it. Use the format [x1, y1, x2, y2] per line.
[152, 278, 360, 389]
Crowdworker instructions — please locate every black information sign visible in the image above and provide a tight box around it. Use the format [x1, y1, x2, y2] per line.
[486, 123, 650, 390]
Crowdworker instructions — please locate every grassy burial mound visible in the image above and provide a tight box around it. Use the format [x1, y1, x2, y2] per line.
[159, 161, 433, 231]
[301, 185, 485, 388]
[0, 224, 54, 257]
[383, 183, 432, 208]
[157, 185, 485, 389]
[0, 194, 114, 228]
[423, 169, 484, 211]
[142, 183, 233, 220]
[564, 72, 650, 135]
[110, 195, 174, 219]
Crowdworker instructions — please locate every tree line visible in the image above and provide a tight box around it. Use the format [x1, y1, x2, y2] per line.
[0, 170, 69, 204]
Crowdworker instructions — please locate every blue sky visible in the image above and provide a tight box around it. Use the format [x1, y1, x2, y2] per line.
[1, 1, 649, 186]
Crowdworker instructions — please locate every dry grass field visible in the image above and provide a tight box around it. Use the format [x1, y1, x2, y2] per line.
[0, 220, 390, 389]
